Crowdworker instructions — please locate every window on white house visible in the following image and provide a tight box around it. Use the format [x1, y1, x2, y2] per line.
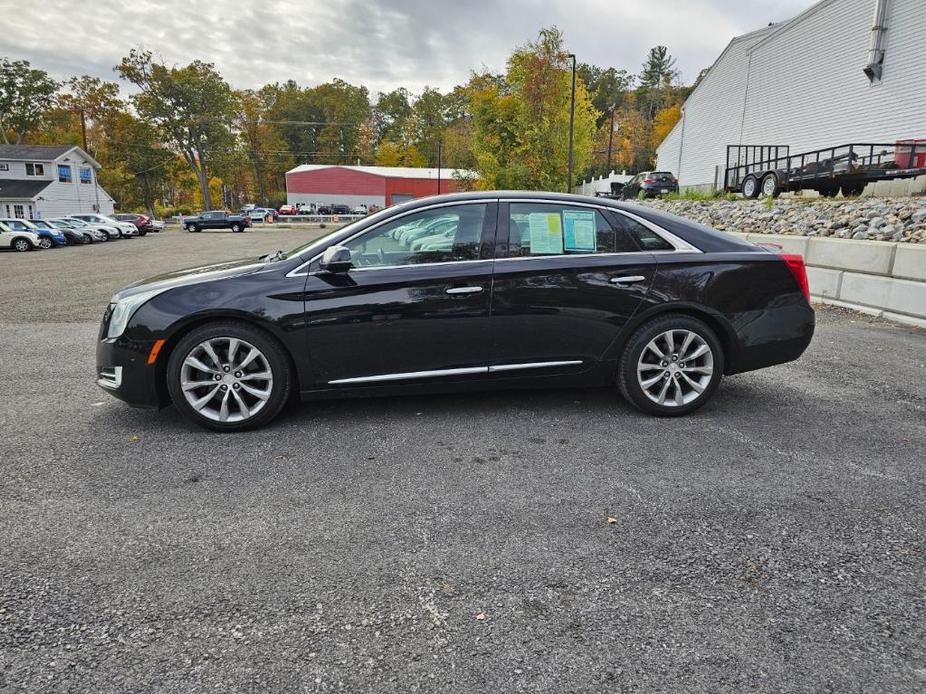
[13, 204, 25, 219]
[79, 167, 92, 184]
[58, 165, 72, 183]
[25, 163, 45, 176]
[0, 163, 9, 171]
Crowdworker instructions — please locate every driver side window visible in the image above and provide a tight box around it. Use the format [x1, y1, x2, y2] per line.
[343, 203, 487, 268]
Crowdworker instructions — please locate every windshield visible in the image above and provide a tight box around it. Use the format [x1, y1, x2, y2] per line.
[31, 220, 51, 229]
[57, 219, 82, 227]
[277, 205, 399, 261]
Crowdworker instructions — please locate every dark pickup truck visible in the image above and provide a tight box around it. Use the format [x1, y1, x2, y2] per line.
[183, 210, 251, 233]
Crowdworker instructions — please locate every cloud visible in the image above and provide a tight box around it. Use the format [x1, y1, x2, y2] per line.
[0, 0, 815, 96]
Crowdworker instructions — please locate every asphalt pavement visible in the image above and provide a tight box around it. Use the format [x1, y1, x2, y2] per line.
[0, 228, 924, 692]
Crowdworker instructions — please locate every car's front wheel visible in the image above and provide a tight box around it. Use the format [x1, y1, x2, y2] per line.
[13, 238, 32, 252]
[38, 237, 53, 249]
[231, 223, 242, 232]
[618, 314, 724, 416]
[166, 322, 293, 431]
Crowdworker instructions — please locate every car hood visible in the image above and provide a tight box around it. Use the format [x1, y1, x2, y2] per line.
[112, 257, 266, 301]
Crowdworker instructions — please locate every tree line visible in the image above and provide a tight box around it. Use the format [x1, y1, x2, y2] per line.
[0, 27, 691, 215]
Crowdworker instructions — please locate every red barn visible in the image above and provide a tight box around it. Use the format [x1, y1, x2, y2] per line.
[285, 165, 476, 210]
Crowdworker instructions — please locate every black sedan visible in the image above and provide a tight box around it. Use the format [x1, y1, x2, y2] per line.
[96, 191, 814, 431]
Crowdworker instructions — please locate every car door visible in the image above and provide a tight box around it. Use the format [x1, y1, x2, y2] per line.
[298, 201, 498, 386]
[489, 200, 659, 375]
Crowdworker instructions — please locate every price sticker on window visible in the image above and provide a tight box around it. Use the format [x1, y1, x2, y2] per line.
[528, 213, 564, 254]
[564, 210, 597, 252]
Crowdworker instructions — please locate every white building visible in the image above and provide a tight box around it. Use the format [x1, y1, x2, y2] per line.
[657, 0, 926, 191]
[0, 144, 115, 220]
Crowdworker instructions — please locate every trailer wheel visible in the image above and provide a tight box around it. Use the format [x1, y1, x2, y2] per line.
[761, 173, 780, 198]
[742, 175, 759, 199]
[818, 183, 838, 198]
[842, 182, 865, 197]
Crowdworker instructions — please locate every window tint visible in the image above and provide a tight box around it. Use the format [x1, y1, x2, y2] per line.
[507, 203, 637, 257]
[58, 165, 72, 183]
[612, 212, 674, 251]
[344, 203, 486, 268]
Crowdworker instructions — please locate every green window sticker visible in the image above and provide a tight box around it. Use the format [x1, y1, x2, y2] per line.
[563, 210, 597, 252]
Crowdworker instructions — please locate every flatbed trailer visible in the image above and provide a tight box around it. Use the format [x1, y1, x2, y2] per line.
[724, 140, 926, 198]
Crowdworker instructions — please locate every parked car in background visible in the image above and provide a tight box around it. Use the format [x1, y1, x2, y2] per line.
[247, 207, 279, 223]
[183, 210, 251, 233]
[278, 205, 298, 215]
[71, 213, 139, 238]
[48, 218, 106, 243]
[114, 213, 158, 234]
[620, 171, 679, 199]
[297, 204, 315, 214]
[0, 220, 42, 251]
[350, 204, 368, 215]
[149, 219, 165, 232]
[95, 190, 814, 431]
[52, 217, 115, 241]
[30, 219, 88, 245]
[0, 218, 67, 248]
[330, 204, 351, 215]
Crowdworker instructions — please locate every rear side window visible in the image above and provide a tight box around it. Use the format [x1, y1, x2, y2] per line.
[507, 203, 638, 257]
[612, 213, 674, 251]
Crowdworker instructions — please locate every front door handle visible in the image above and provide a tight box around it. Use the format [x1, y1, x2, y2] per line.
[445, 286, 483, 295]
[609, 275, 646, 285]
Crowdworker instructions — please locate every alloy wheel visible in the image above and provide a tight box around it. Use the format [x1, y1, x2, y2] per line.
[13, 239, 30, 252]
[636, 329, 714, 407]
[179, 337, 274, 423]
[39, 238, 52, 249]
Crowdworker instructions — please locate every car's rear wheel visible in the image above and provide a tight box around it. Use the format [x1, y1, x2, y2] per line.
[618, 314, 724, 416]
[166, 322, 293, 431]
[13, 238, 32, 252]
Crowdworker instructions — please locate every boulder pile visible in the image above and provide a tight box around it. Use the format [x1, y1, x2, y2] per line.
[638, 198, 926, 243]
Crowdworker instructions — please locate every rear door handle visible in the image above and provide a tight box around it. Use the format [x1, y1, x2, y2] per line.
[609, 275, 646, 285]
[446, 286, 483, 295]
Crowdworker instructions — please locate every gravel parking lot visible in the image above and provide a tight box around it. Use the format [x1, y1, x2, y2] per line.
[1, 227, 924, 692]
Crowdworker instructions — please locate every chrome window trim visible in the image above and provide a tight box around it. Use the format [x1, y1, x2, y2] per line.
[286, 199, 494, 278]
[327, 360, 583, 385]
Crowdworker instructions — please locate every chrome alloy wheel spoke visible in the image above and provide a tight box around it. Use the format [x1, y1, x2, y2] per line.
[637, 329, 714, 407]
[179, 336, 274, 422]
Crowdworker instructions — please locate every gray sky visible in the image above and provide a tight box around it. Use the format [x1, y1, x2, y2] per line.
[1, 0, 815, 96]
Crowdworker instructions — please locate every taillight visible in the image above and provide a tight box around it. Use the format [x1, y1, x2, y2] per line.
[643, 178, 654, 184]
[780, 254, 810, 302]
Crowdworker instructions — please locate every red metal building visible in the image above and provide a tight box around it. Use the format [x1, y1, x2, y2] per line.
[285, 165, 476, 209]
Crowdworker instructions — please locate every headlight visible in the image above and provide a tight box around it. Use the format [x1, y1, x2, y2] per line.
[106, 288, 165, 338]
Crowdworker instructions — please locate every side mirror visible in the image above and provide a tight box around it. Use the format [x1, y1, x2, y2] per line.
[320, 245, 353, 273]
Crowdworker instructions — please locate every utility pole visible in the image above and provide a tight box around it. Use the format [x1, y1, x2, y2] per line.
[567, 54, 577, 193]
[436, 140, 442, 195]
[79, 109, 88, 152]
[606, 107, 616, 173]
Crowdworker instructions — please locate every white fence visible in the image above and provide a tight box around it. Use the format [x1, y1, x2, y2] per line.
[577, 171, 633, 197]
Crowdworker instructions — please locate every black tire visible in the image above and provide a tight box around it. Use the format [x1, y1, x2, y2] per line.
[760, 173, 780, 198]
[231, 223, 242, 233]
[83, 234, 93, 244]
[741, 175, 760, 199]
[818, 183, 838, 198]
[138, 229, 147, 236]
[617, 314, 725, 417]
[166, 321, 293, 432]
[38, 237, 53, 249]
[12, 237, 32, 252]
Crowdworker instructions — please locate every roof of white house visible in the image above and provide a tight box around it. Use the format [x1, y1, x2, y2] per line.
[287, 164, 477, 179]
[0, 144, 102, 169]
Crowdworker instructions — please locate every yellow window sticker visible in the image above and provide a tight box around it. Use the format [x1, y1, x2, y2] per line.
[528, 212, 563, 254]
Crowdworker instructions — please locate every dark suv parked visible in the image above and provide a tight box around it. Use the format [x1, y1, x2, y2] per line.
[621, 171, 679, 199]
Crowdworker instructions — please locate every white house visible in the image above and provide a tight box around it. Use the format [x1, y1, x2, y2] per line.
[657, 0, 926, 191]
[0, 144, 115, 220]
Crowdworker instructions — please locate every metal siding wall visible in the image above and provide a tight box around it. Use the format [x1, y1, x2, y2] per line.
[742, 0, 926, 153]
[668, 31, 771, 188]
[286, 168, 386, 196]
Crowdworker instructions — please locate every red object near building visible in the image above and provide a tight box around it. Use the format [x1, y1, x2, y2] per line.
[285, 165, 476, 210]
[895, 139, 926, 169]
